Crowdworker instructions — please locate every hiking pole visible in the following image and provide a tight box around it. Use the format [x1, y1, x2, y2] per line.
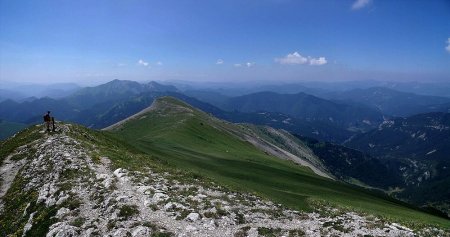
[52, 117, 56, 132]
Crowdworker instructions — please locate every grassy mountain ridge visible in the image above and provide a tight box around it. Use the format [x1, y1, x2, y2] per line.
[107, 96, 450, 227]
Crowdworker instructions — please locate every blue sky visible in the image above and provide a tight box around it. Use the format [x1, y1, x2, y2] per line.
[0, 0, 449, 85]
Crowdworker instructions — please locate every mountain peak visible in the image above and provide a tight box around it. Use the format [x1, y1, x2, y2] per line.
[103, 96, 195, 131]
[154, 96, 195, 110]
[144, 81, 178, 92]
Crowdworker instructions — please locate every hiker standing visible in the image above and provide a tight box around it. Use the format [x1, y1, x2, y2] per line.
[43, 111, 51, 132]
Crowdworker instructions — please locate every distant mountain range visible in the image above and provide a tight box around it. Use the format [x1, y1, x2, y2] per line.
[0, 119, 27, 140]
[1, 79, 449, 217]
[2, 79, 449, 144]
[213, 91, 384, 131]
[0, 80, 178, 127]
[320, 87, 450, 117]
[65, 79, 178, 109]
[0, 80, 378, 142]
[0, 83, 80, 102]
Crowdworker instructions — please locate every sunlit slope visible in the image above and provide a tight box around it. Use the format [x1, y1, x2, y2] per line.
[109, 97, 450, 227]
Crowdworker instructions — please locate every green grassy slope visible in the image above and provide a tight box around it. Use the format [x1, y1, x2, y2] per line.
[109, 97, 450, 228]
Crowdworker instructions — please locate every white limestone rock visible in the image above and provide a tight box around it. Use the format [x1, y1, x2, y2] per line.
[186, 213, 200, 222]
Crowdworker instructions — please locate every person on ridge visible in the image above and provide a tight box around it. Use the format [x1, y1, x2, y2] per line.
[43, 111, 51, 132]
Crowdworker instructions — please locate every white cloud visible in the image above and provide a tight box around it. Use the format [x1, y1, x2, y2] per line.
[234, 63, 242, 67]
[275, 52, 308, 65]
[116, 63, 126, 67]
[275, 52, 327, 66]
[351, 0, 371, 10]
[309, 57, 327, 65]
[216, 59, 224, 65]
[156, 61, 163, 66]
[446, 38, 450, 53]
[138, 59, 149, 67]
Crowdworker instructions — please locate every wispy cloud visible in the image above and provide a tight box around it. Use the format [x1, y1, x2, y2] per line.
[446, 38, 450, 53]
[309, 57, 327, 66]
[116, 63, 126, 67]
[138, 59, 149, 67]
[351, 0, 371, 10]
[275, 52, 327, 66]
[234, 62, 255, 67]
[216, 59, 224, 65]
[156, 61, 163, 66]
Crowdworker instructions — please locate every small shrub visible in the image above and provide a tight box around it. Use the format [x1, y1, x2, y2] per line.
[107, 220, 116, 230]
[152, 231, 174, 237]
[235, 212, 246, 224]
[60, 198, 82, 211]
[257, 227, 282, 237]
[71, 217, 85, 227]
[118, 204, 140, 219]
[234, 226, 251, 237]
[288, 229, 306, 237]
[175, 209, 191, 220]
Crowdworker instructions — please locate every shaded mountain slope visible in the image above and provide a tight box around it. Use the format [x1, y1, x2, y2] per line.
[345, 112, 450, 215]
[215, 91, 384, 132]
[296, 135, 403, 189]
[346, 112, 450, 161]
[0, 119, 27, 140]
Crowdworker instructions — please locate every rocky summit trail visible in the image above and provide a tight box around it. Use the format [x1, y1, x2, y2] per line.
[0, 124, 447, 236]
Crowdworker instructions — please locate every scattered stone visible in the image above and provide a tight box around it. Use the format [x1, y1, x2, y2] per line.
[22, 211, 36, 236]
[186, 212, 201, 222]
[131, 226, 150, 237]
[56, 208, 70, 219]
[186, 225, 197, 232]
[152, 192, 168, 202]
